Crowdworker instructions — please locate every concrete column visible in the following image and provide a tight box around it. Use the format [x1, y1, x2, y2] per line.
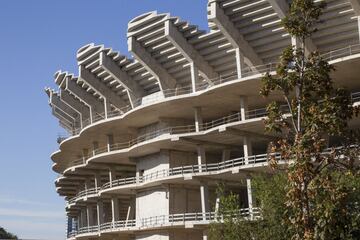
[135, 170, 140, 184]
[197, 145, 206, 172]
[190, 62, 199, 92]
[97, 200, 104, 225]
[235, 48, 244, 79]
[111, 197, 120, 223]
[82, 148, 89, 164]
[80, 208, 87, 228]
[104, 98, 111, 119]
[84, 178, 92, 191]
[243, 137, 253, 165]
[243, 136, 254, 219]
[77, 213, 82, 228]
[291, 36, 299, 49]
[203, 229, 209, 240]
[86, 205, 95, 226]
[240, 96, 248, 121]
[247, 179, 254, 220]
[194, 107, 203, 132]
[221, 149, 231, 161]
[107, 134, 114, 152]
[200, 182, 210, 220]
[109, 168, 116, 188]
[95, 172, 101, 190]
[92, 141, 99, 156]
[358, 17, 360, 43]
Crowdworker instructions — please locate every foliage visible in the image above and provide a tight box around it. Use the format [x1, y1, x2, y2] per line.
[0, 227, 17, 239]
[209, 175, 290, 240]
[210, 0, 360, 239]
[259, 0, 360, 239]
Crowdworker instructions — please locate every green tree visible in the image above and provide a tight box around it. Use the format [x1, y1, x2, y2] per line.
[210, 0, 360, 239]
[209, 175, 290, 240]
[0, 227, 17, 240]
[260, 0, 360, 239]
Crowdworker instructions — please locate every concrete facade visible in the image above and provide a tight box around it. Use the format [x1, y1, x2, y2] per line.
[45, 0, 360, 239]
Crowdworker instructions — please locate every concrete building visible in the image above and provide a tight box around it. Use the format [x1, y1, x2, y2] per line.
[45, 0, 360, 239]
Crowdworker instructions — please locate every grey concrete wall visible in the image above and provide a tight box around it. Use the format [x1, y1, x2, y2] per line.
[136, 187, 169, 220]
[136, 150, 170, 176]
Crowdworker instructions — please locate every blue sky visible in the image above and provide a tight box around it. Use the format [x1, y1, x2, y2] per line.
[0, 1, 207, 239]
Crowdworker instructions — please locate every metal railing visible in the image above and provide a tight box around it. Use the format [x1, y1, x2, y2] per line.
[62, 90, 360, 172]
[68, 208, 260, 237]
[100, 153, 279, 191]
[60, 44, 360, 138]
[68, 187, 98, 205]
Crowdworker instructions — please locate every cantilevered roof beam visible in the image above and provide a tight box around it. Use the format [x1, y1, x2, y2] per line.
[55, 71, 105, 124]
[164, 20, 219, 91]
[267, 0, 317, 54]
[79, 65, 129, 116]
[60, 90, 90, 127]
[208, 1, 264, 77]
[64, 78, 105, 123]
[45, 88, 81, 130]
[99, 52, 145, 107]
[128, 36, 177, 91]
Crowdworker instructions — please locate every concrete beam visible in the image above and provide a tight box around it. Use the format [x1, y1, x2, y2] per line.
[60, 90, 90, 126]
[128, 36, 177, 90]
[267, 0, 317, 53]
[79, 65, 129, 111]
[208, 2, 264, 67]
[164, 20, 219, 82]
[99, 52, 145, 106]
[46, 88, 80, 126]
[64, 77, 105, 122]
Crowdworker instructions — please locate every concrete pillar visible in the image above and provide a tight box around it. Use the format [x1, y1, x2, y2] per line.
[95, 172, 101, 190]
[84, 178, 92, 191]
[200, 182, 210, 220]
[136, 170, 140, 184]
[77, 213, 82, 228]
[80, 208, 87, 228]
[194, 107, 203, 132]
[358, 17, 360, 43]
[240, 96, 248, 121]
[190, 62, 199, 92]
[221, 149, 231, 161]
[247, 179, 254, 220]
[92, 141, 99, 156]
[111, 197, 120, 223]
[104, 98, 111, 119]
[235, 48, 244, 79]
[109, 168, 116, 188]
[243, 137, 253, 165]
[203, 229, 209, 240]
[291, 36, 299, 49]
[107, 134, 114, 152]
[97, 200, 104, 226]
[197, 145, 206, 172]
[82, 148, 89, 164]
[243, 136, 254, 219]
[86, 205, 95, 226]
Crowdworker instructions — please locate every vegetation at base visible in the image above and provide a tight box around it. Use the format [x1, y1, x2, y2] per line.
[209, 173, 360, 240]
[0, 227, 17, 240]
[210, 0, 360, 239]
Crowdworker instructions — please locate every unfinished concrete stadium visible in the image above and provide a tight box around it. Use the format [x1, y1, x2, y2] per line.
[45, 0, 360, 239]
